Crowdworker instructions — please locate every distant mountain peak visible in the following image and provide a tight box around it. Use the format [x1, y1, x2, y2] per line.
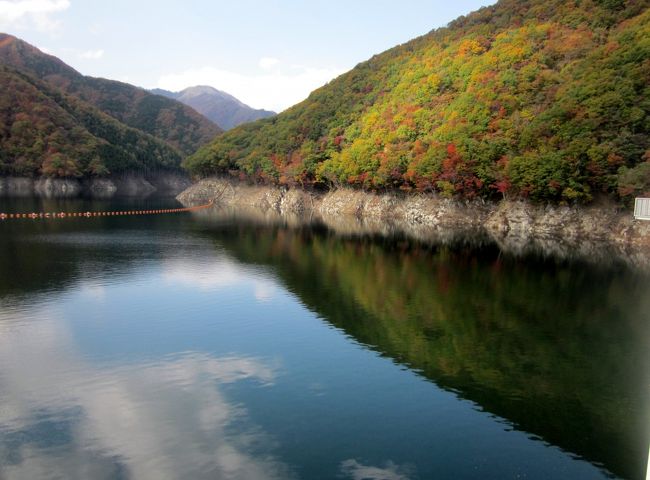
[182, 85, 223, 96]
[153, 85, 275, 130]
[179, 86, 243, 106]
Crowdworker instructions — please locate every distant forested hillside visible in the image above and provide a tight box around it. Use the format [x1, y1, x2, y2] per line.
[187, 0, 650, 202]
[0, 65, 182, 177]
[0, 34, 221, 155]
[0, 34, 221, 178]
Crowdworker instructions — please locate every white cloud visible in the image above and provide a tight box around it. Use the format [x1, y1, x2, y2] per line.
[156, 64, 346, 112]
[340, 459, 415, 480]
[0, 0, 70, 31]
[79, 48, 103, 59]
[259, 57, 280, 70]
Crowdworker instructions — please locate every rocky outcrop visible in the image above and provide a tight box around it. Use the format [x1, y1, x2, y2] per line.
[0, 173, 192, 198]
[0, 177, 35, 197]
[86, 178, 118, 198]
[483, 200, 650, 267]
[178, 177, 650, 269]
[102, 176, 156, 197]
[34, 178, 83, 198]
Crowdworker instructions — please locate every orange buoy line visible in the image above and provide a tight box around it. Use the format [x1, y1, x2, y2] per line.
[0, 199, 214, 221]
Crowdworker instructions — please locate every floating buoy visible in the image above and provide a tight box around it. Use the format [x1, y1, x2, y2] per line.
[0, 199, 214, 221]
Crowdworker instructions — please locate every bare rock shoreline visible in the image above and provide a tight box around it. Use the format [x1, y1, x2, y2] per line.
[178, 177, 650, 270]
[0, 173, 191, 199]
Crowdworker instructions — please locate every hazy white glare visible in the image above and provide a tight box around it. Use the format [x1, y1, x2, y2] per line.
[79, 48, 103, 59]
[258, 57, 280, 70]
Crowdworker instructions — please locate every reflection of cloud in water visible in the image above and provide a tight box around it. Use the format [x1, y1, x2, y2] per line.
[0, 309, 291, 480]
[162, 257, 277, 302]
[254, 283, 274, 302]
[80, 283, 107, 301]
[340, 459, 415, 480]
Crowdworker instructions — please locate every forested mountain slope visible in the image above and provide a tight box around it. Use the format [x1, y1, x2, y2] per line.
[186, 0, 650, 202]
[0, 34, 221, 157]
[0, 65, 181, 177]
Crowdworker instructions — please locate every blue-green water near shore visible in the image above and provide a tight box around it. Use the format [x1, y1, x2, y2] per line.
[0, 197, 648, 480]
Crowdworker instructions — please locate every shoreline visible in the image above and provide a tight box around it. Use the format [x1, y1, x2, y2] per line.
[177, 177, 650, 270]
[0, 173, 191, 199]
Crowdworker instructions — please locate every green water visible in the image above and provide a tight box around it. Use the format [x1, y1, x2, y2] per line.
[0, 197, 648, 479]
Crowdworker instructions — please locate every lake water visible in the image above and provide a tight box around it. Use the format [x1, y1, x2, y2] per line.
[0, 197, 648, 480]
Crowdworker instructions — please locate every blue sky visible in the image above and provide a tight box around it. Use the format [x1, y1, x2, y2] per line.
[0, 0, 495, 111]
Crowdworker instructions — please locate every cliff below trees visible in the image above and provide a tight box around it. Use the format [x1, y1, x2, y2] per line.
[178, 178, 650, 269]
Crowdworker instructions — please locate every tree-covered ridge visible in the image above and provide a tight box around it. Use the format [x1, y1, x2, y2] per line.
[0, 34, 221, 156]
[187, 0, 650, 202]
[0, 65, 181, 177]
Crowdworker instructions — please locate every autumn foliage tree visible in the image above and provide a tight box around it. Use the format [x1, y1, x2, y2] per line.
[186, 0, 650, 204]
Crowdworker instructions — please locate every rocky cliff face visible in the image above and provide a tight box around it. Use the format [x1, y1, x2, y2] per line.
[177, 178, 650, 270]
[0, 173, 191, 199]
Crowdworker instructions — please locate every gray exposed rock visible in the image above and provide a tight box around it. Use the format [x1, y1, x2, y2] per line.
[34, 178, 82, 198]
[0, 177, 36, 197]
[178, 177, 650, 270]
[87, 179, 118, 198]
[0, 173, 192, 198]
[110, 176, 156, 197]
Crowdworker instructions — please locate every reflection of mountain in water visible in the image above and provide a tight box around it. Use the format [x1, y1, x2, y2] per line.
[1, 200, 648, 479]
[213, 224, 650, 480]
[189, 203, 650, 272]
[0, 198, 201, 300]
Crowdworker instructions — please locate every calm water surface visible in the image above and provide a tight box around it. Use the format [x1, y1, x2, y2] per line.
[0, 198, 648, 480]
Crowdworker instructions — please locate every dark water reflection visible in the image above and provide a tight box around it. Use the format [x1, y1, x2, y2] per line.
[0, 198, 648, 480]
